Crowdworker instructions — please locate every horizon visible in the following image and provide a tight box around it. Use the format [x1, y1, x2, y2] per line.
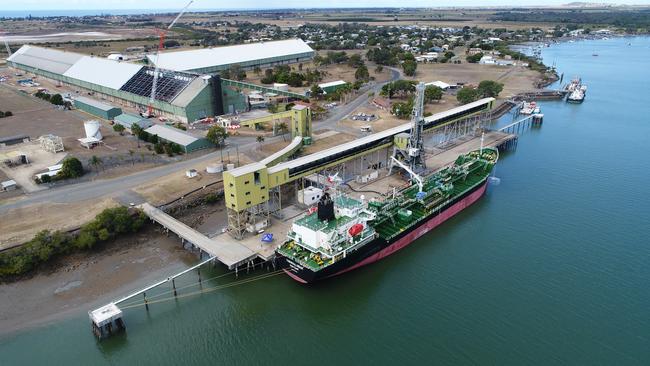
[3, 0, 650, 13]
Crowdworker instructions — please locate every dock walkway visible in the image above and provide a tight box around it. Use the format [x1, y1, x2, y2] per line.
[139, 203, 256, 269]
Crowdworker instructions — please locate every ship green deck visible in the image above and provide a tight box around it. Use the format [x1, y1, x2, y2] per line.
[278, 148, 498, 273]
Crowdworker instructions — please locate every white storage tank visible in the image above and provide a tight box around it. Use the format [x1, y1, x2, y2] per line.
[84, 120, 103, 140]
[206, 164, 223, 174]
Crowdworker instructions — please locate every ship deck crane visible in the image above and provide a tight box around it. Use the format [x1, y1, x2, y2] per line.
[146, 0, 194, 117]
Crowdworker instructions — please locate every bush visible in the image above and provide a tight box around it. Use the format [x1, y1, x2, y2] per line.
[113, 124, 125, 133]
[0, 207, 147, 279]
[466, 53, 483, 63]
[154, 143, 165, 154]
[40, 174, 52, 184]
[204, 193, 220, 204]
[58, 156, 84, 179]
[457, 87, 481, 104]
[50, 94, 64, 106]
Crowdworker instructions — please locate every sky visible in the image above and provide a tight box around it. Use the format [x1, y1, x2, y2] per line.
[4, 0, 650, 11]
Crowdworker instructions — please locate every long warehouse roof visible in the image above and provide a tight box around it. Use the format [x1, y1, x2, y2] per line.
[145, 124, 199, 146]
[63, 56, 143, 89]
[147, 39, 314, 72]
[268, 98, 494, 174]
[7, 45, 201, 107]
[7, 45, 83, 74]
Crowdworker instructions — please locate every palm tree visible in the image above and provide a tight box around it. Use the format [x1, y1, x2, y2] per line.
[88, 155, 102, 172]
[277, 122, 289, 141]
[256, 136, 265, 144]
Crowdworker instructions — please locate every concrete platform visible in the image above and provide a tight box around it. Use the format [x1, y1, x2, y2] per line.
[140, 203, 256, 269]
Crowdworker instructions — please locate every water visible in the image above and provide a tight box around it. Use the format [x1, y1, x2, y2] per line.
[2, 37, 650, 365]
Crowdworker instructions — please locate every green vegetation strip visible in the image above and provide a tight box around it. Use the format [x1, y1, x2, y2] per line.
[0, 207, 147, 280]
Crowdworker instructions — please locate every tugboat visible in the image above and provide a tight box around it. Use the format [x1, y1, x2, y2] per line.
[276, 148, 499, 283]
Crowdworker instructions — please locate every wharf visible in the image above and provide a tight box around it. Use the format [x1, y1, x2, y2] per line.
[139, 203, 256, 269]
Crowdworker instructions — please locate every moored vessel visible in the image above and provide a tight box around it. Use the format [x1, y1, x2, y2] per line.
[276, 148, 499, 283]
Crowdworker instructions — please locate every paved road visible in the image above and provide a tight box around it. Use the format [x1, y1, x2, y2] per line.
[0, 68, 402, 214]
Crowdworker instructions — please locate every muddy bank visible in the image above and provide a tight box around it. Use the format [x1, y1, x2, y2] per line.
[0, 224, 196, 337]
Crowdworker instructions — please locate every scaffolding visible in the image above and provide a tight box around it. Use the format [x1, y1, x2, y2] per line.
[39, 134, 65, 153]
[227, 201, 270, 240]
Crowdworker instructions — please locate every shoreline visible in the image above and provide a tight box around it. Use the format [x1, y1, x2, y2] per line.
[0, 224, 197, 338]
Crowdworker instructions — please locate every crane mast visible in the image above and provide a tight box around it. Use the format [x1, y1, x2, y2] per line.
[407, 81, 426, 172]
[147, 0, 194, 117]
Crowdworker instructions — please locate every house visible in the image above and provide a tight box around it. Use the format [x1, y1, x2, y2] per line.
[425, 81, 453, 90]
[479, 55, 496, 65]
[468, 47, 483, 56]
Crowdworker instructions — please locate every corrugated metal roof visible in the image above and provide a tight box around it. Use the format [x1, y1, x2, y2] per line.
[268, 98, 494, 174]
[114, 113, 153, 129]
[148, 39, 314, 72]
[7, 45, 83, 74]
[171, 77, 207, 107]
[73, 96, 119, 111]
[144, 125, 198, 146]
[64, 56, 143, 89]
[319, 80, 347, 88]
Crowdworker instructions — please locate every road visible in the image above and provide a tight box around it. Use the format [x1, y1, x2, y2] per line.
[0, 68, 402, 214]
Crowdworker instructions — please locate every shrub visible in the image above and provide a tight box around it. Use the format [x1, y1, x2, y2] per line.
[58, 156, 84, 179]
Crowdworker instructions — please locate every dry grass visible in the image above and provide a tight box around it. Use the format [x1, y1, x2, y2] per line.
[0, 198, 118, 250]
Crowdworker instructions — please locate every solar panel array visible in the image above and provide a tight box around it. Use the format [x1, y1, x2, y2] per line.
[119, 67, 196, 103]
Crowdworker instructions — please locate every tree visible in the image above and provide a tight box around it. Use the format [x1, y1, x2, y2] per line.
[424, 85, 443, 103]
[229, 64, 246, 81]
[50, 94, 64, 106]
[253, 66, 262, 75]
[256, 136, 265, 144]
[277, 122, 289, 142]
[58, 156, 84, 179]
[3, 111, 12, 117]
[88, 155, 102, 171]
[348, 54, 364, 68]
[355, 64, 370, 81]
[128, 150, 135, 165]
[374, 65, 383, 73]
[113, 124, 125, 134]
[310, 84, 324, 99]
[206, 125, 228, 147]
[466, 53, 483, 63]
[477, 80, 504, 98]
[456, 87, 481, 104]
[402, 59, 417, 77]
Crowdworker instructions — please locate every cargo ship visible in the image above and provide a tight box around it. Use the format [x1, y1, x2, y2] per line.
[276, 147, 499, 283]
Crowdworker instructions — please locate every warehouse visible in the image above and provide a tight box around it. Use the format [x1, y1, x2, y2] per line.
[73, 96, 122, 120]
[7, 45, 223, 123]
[144, 125, 213, 153]
[318, 80, 349, 94]
[147, 39, 315, 74]
[113, 113, 154, 131]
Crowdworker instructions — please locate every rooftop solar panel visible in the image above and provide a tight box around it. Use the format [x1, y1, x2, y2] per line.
[119, 67, 196, 103]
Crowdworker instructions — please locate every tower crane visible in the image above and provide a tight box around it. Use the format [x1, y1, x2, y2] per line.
[145, 0, 194, 117]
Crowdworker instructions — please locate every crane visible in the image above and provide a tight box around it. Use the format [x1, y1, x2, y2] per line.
[145, 0, 194, 117]
[1, 31, 12, 60]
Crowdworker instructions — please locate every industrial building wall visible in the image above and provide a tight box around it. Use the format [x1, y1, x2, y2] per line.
[183, 86, 215, 121]
[221, 86, 249, 114]
[10, 62, 194, 122]
[186, 138, 214, 153]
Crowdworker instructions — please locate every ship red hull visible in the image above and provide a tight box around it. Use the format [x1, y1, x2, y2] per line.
[280, 179, 489, 283]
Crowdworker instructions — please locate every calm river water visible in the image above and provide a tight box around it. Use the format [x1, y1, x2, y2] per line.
[1, 36, 650, 365]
